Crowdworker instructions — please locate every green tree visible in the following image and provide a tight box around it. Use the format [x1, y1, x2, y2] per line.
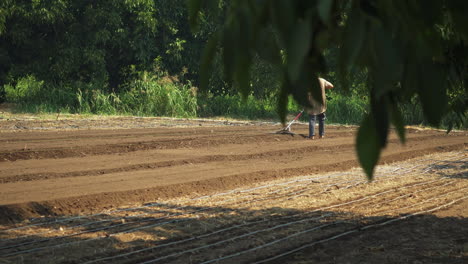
[189, 0, 468, 179]
[0, 0, 159, 89]
[0, 0, 211, 92]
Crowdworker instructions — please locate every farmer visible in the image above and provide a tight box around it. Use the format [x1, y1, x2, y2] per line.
[306, 77, 334, 139]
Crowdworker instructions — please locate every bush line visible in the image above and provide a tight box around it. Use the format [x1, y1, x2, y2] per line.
[2, 75, 464, 129]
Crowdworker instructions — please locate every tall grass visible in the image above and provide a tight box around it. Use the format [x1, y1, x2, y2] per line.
[325, 92, 368, 124]
[118, 76, 197, 117]
[5, 74, 197, 117]
[4, 75, 463, 129]
[3, 76, 369, 123]
[5, 75, 77, 113]
[197, 91, 369, 125]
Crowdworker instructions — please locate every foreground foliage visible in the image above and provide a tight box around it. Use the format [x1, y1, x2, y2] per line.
[189, 0, 468, 178]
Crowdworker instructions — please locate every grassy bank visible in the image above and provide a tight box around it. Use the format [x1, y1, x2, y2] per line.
[3, 75, 464, 129]
[4, 75, 197, 118]
[3, 79, 369, 125]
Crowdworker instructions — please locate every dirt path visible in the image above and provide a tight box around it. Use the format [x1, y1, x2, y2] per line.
[0, 117, 466, 263]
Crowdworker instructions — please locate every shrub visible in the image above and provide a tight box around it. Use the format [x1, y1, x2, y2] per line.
[326, 92, 368, 124]
[5, 75, 43, 103]
[119, 74, 197, 117]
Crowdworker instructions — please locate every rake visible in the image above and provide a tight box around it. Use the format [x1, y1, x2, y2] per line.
[274, 110, 304, 135]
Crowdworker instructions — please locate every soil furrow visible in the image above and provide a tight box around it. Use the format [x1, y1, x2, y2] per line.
[2, 174, 464, 261]
[99, 186, 468, 264]
[0, 129, 455, 162]
[0, 144, 465, 223]
[0, 118, 465, 264]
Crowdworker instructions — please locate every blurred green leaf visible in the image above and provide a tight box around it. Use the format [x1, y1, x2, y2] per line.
[369, 87, 389, 148]
[339, 7, 366, 91]
[233, 8, 253, 97]
[222, 18, 237, 84]
[390, 102, 406, 144]
[418, 63, 447, 126]
[446, 1, 468, 34]
[356, 113, 381, 180]
[187, 0, 202, 31]
[235, 53, 251, 98]
[287, 16, 312, 82]
[200, 31, 219, 91]
[256, 28, 282, 64]
[371, 27, 401, 99]
[419, 0, 444, 28]
[291, 62, 320, 108]
[317, 0, 333, 24]
[315, 30, 330, 52]
[401, 61, 418, 99]
[270, 0, 294, 43]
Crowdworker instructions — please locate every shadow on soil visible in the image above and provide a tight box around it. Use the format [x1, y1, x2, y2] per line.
[432, 160, 468, 180]
[0, 159, 466, 263]
[0, 201, 467, 264]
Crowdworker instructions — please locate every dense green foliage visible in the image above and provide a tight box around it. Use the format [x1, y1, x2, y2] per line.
[189, 0, 468, 178]
[0, 0, 203, 92]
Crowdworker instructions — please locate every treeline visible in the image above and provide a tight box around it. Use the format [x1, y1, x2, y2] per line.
[0, 0, 205, 91]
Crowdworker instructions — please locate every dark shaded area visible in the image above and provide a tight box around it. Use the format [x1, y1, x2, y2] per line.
[0, 158, 466, 263]
[278, 213, 468, 264]
[0, 199, 466, 264]
[432, 160, 468, 180]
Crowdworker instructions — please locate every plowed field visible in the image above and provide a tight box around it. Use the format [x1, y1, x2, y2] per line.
[0, 116, 467, 263]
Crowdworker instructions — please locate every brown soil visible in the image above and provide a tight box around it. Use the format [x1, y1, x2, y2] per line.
[0, 116, 466, 263]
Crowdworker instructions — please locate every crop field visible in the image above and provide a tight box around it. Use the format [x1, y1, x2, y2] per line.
[0, 116, 467, 263]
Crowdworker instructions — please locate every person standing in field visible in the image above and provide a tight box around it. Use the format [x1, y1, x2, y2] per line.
[306, 77, 334, 139]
